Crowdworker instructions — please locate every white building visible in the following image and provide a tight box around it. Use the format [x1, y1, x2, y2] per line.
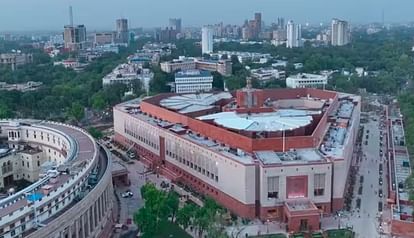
[250, 68, 286, 82]
[286, 73, 328, 89]
[331, 19, 350, 46]
[102, 63, 153, 93]
[213, 51, 272, 64]
[175, 70, 213, 93]
[202, 26, 214, 54]
[286, 21, 302, 48]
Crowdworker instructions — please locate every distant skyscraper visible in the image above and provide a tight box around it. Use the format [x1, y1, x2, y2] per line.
[331, 18, 350, 46]
[202, 26, 214, 54]
[116, 18, 129, 44]
[254, 13, 262, 34]
[63, 6, 87, 51]
[286, 20, 302, 48]
[169, 18, 182, 33]
[277, 17, 285, 29]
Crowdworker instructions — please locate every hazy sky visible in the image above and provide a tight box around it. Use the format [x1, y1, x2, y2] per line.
[0, 0, 413, 31]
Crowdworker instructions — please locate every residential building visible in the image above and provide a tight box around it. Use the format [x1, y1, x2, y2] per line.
[116, 18, 129, 44]
[175, 70, 213, 93]
[0, 52, 33, 71]
[202, 26, 214, 54]
[331, 19, 350, 46]
[155, 27, 178, 42]
[242, 13, 262, 40]
[286, 20, 302, 48]
[286, 73, 328, 89]
[63, 24, 87, 51]
[113, 87, 361, 233]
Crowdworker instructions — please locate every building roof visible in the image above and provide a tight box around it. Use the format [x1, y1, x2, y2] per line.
[197, 110, 319, 132]
[175, 70, 212, 78]
[160, 92, 232, 114]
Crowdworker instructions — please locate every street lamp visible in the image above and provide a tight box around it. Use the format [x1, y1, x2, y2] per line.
[337, 213, 341, 229]
[266, 219, 270, 234]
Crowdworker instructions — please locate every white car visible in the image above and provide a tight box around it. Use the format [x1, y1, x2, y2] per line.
[121, 191, 133, 198]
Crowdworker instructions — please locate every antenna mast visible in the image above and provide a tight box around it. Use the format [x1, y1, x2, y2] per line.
[69, 6, 74, 27]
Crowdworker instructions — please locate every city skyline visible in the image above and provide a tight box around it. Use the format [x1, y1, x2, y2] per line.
[0, 0, 412, 31]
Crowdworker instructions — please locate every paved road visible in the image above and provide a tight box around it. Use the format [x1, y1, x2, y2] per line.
[344, 113, 391, 238]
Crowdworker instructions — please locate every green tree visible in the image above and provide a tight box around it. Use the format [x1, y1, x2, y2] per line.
[0, 102, 13, 118]
[68, 102, 84, 122]
[87, 127, 103, 139]
[91, 92, 106, 110]
[176, 203, 197, 230]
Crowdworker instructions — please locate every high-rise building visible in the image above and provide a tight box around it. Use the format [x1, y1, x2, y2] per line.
[286, 20, 302, 48]
[64, 25, 87, 51]
[169, 18, 182, 33]
[331, 19, 350, 46]
[63, 6, 87, 51]
[255, 12, 262, 34]
[277, 17, 285, 30]
[116, 18, 129, 44]
[202, 26, 214, 54]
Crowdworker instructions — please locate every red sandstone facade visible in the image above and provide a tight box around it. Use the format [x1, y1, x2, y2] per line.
[113, 88, 360, 233]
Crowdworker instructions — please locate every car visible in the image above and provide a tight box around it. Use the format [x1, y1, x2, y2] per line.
[121, 191, 133, 198]
[379, 178, 383, 185]
[379, 189, 383, 198]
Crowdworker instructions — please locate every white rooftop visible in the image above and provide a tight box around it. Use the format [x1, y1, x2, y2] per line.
[160, 92, 232, 114]
[197, 110, 319, 132]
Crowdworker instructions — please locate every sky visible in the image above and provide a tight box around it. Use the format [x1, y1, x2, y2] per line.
[0, 0, 413, 31]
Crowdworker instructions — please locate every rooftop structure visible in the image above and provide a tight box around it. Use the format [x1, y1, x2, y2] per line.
[113, 86, 361, 233]
[250, 67, 286, 82]
[286, 73, 328, 89]
[102, 63, 153, 92]
[160, 56, 232, 76]
[213, 51, 272, 64]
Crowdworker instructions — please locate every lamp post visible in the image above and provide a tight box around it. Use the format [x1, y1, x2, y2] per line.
[266, 219, 270, 234]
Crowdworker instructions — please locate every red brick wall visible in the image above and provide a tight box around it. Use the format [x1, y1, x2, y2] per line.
[287, 214, 320, 232]
[166, 160, 257, 219]
[392, 220, 414, 238]
[332, 198, 344, 212]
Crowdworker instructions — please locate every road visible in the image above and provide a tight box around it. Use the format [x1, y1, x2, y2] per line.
[342, 112, 391, 238]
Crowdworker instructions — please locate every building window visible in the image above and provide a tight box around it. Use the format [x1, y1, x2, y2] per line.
[314, 173, 325, 196]
[267, 176, 279, 199]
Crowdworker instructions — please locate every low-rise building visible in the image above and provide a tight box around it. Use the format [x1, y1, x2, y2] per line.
[53, 59, 89, 72]
[212, 51, 272, 64]
[0, 81, 43, 92]
[102, 63, 153, 93]
[175, 70, 213, 93]
[160, 57, 232, 76]
[0, 52, 33, 71]
[286, 73, 328, 89]
[250, 67, 286, 82]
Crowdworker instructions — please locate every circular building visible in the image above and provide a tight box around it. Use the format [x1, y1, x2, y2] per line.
[0, 120, 114, 238]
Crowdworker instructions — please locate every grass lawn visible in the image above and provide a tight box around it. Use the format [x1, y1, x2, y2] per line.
[250, 234, 287, 238]
[152, 221, 192, 238]
[326, 229, 354, 238]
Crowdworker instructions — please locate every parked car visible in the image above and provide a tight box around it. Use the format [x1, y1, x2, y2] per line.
[379, 189, 383, 198]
